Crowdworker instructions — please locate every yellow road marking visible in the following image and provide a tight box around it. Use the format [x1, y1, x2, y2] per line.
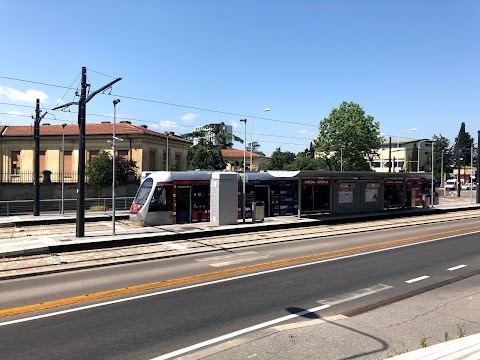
[1, 226, 479, 318]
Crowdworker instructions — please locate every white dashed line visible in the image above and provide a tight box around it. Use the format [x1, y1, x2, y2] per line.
[405, 275, 430, 284]
[447, 264, 467, 271]
[317, 284, 393, 306]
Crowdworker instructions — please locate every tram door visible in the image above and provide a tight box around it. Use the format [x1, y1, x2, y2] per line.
[176, 186, 191, 223]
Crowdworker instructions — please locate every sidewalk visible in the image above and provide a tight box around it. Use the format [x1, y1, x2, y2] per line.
[179, 270, 480, 360]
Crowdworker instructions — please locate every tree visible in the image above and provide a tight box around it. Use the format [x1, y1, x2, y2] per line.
[409, 143, 418, 172]
[182, 122, 243, 170]
[284, 154, 322, 170]
[432, 134, 452, 183]
[266, 147, 296, 170]
[247, 141, 261, 153]
[86, 150, 112, 196]
[314, 101, 382, 171]
[454, 122, 474, 166]
[115, 156, 139, 183]
[86, 150, 139, 196]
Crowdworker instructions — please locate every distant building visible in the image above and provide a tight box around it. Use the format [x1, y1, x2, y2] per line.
[193, 124, 233, 147]
[0, 121, 191, 183]
[222, 149, 270, 171]
[371, 139, 433, 172]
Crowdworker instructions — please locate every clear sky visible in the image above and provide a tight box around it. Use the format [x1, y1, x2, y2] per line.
[0, 0, 478, 156]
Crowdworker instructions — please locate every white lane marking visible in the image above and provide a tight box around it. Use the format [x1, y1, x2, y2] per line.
[1, 230, 478, 327]
[165, 242, 188, 251]
[210, 256, 273, 268]
[405, 275, 430, 284]
[150, 304, 330, 360]
[447, 264, 467, 271]
[317, 284, 393, 306]
[194, 251, 259, 262]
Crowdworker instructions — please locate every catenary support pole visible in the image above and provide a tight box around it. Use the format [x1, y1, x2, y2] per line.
[477, 130, 480, 203]
[33, 99, 47, 216]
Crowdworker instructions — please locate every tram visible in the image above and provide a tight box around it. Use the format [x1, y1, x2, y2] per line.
[129, 170, 300, 226]
[130, 170, 436, 226]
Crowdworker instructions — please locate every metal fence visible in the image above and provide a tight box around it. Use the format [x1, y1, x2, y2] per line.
[0, 171, 79, 183]
[0, 197, 134, 216]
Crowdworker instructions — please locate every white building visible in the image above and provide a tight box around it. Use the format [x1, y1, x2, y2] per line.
[371, 139, 433, 172]
[193, 124, 233, 147]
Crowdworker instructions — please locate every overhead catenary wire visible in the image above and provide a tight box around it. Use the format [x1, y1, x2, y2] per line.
[0, 75, 318, 128]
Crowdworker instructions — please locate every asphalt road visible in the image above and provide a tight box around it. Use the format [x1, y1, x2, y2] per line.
[1, 221, 479, 359]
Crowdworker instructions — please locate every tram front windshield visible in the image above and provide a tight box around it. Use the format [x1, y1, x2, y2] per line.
[134, 178, 153, 205]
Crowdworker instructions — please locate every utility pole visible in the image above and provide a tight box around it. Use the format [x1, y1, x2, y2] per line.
[388, 137, 392, 172]
[477, 131, 480, 203]
[53, 67, 122, 237]
[33, 99, 48, 216]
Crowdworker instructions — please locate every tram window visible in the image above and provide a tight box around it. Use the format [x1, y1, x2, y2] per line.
[150, 185, 173, 212]
[134, 178, 153, 205]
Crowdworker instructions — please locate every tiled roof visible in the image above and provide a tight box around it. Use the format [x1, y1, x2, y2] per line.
[0, 123, 191, 143]
[222, 149, 263, 158]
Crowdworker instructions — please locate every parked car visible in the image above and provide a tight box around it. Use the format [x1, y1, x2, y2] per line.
[461, 183, 477, 190]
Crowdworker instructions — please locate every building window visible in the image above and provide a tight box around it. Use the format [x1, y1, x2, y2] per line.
[11, 151, 20, 174]
[40, 151, 46, 173]
[163, 150, 167, 170]
[89, 150, 99, 160]
[118, 150, 128, 160]
[64, 151, 73, 175]
[175, 152, 181, 168]
[149, 150, 156, 170]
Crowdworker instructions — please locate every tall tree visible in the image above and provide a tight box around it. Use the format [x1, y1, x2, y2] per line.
[432, 134, 452, 183]
[453, 122, 474, 167]
[284, 153, 322, 170]
[408, 143, 419, 172]
[314, 101, 382, 171]
[182, 122, 243, 170]
[86, 150, 112, 196]
[266, 147, 296, 170]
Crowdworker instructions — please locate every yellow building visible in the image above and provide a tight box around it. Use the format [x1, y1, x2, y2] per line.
[0, 121, 191, 182]
[371, 139, 433, 172]
[222, 149, 270, 171]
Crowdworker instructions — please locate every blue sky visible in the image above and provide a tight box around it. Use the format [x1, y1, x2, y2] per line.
[0, 0, 478, 155]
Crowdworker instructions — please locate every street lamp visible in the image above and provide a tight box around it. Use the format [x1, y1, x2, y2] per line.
[431, 141, 434, 207]
[441, 149, 444, 196]
[397, 128, 417, 148]
[111, 99, 122, 235]
[340, 147, 344, 172]
[61, 123, 67, 215]
[250, 108, 270, 171]
[165, 131, 175, 170]
[240, 118, 247, 222]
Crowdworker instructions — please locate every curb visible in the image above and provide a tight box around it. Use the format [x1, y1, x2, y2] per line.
[0, 214, 130, 228]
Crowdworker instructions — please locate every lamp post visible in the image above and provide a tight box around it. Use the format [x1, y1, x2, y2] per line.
[240, 118, 247, 222]
[340, 147, 343, 172]
[165, 131, 175, 170]
[61, 124, 67, 215]
[250, 108, 270, 171]
[441, 149, 444, 197]
[112, 99, 121, 235]
[431, 141, 434, 207]
[471, 144, 474, 204]
[397, 128, 417, 148]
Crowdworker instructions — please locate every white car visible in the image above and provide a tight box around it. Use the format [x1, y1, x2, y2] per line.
[461, 183, 477, 190]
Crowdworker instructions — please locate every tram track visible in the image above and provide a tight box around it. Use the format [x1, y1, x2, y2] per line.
[1, 209, 480, 279]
